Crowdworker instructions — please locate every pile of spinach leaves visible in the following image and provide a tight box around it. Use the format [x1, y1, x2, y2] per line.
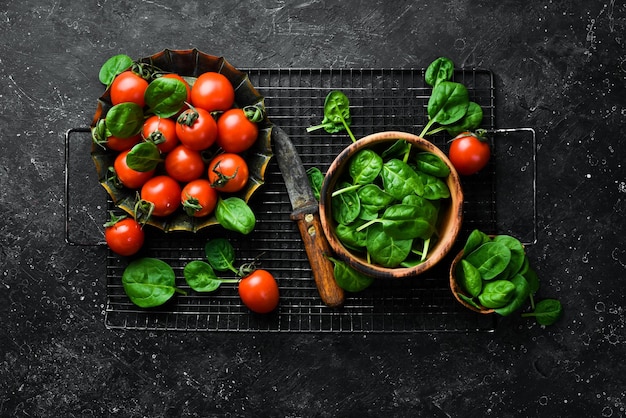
[455, 230, 562, 325]
[330, 143, 451, 268]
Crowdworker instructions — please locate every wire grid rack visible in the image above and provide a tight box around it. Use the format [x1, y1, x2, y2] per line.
[102, 67, 498, 332]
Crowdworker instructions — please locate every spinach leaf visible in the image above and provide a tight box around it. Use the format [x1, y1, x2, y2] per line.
[329, 257, 374, 292]
[381, 140, 410, 160]
[331, 181, 361, 225]
[366, 224, 413, 268]
[105, 102, 144, 138]
[427, 81, 469, 126]
[478, 280, 516, 309]
[444, 101, 484, 136]
[126, 142, 161, 172]
[521, 299, 563, 325]
[183, 260, 222, 292]
[205, 238, 238, 273]
[492, 235, 526, 280]
[414, 152, 450, 178]
[306, 167, 324, 201]
[415, 171, 450, 200]
[379, 203, 434, 240]
[357, 184, 395, 219]
[99, 54, 133, 87]
[523, 266, 540, 294]
[306, 90, 356, 142]
[463, 229, 491, 256]
[349, 149, 383, 185]
[144, 76, 188, 118]
[465, 242, 511, 280]
[122, 258, 185, 308]
[456, 259, 483, 297]
[424, 57, 454, 87]
[215, 197, 256, 234]
[494, 274, 531, 316]
[381, 159, 424, 199]
[336, 221, 368, 250]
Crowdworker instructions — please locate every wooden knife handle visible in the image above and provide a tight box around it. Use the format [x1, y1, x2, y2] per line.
[292, 209, 345, 307]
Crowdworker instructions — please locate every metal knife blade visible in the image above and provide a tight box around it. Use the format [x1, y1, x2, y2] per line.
[272, 125, 345, 307]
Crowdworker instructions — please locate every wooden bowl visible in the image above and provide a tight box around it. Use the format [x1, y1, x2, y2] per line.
[449, 249, 494, 314]
[319, 131, 464, 279]
[90, 49, 272, 232]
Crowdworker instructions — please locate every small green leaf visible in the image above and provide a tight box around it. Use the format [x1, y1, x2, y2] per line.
[427, 81, 469, 126]
[521, 299, 563, 326]
[215, 197, 256, 234]
[126, 142, 161, 172]
[205, 238, 237, 272]
[144, 77, 188, 118]
[329, 257, 374, 293]
[99, 54, 133, 87]
[105, 102, 144, 138]
[425, 57, 455, 87]
[122, 258, 182, 308]
[183, 260, 222, 292]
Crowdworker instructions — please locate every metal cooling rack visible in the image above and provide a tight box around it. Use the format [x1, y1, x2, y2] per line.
[72, 67, 503, 332]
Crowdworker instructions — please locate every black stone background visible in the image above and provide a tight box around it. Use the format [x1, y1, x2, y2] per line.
[1, 1, 624, 417]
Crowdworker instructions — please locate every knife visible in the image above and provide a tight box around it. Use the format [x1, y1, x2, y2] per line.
[271, 125, 345, 307]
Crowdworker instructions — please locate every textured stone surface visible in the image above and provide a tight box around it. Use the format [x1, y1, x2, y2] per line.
[1, 1, 624, 416]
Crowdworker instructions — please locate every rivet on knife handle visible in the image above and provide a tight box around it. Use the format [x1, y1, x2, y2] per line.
[291, 209, 344, 307]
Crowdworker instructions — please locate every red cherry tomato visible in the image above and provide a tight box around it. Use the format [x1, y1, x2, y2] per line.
[164, 145, 205, 183]
[142, 115, 179, 153]
[448, 132, 491, 176]
[175, 107, 218, 151]
[208, 153, 249, 193]
[216, 108, 259, 153]
[140, 175, 181, 217]
[105, 133, 142, 152]
[238, 269, 279, 313]
[181, 179, 218, 218]
[110, 71, 149, 107]
[191, 72, 235, 112]
[104, 215, 145, 256]
[114, 150, 155, 189]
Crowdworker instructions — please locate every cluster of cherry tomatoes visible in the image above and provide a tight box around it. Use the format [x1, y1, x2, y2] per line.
[98, 65, 262, 257]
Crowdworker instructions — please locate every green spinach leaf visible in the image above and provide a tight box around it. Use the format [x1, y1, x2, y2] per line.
[306, 90, 356, 142]
[306, 167, 324, 201]
[99, 54, 133, 87]
[329, 257, 374, 292]
[122, 258, 185, 308]
[456, 259, 483, 297]
[366, 224, 413, 267]
[331, 181, 361, 225]
[215, 197, 256, 234]
[463, 229, 491, 256]
[126, 142, 161, 172]
[144, 76, 188, 118]
[414, 152, 450, 178]
[381, 159, 424, 199]
[465, 242, 511, 280]
[424, 57, 454, 87]
[205, 238, 238, 273]
[521, 299, 563, 325]
[349, 149, 383, 185]
[105, 102, 144, 138]
[478, 279, 516, 309]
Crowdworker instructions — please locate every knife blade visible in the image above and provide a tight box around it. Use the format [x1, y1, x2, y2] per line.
[271, 125, 345, 307]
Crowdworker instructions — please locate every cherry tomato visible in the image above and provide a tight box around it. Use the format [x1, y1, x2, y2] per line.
[175, 107, 218, 151]
[141, 175, 181, 217]
[216, 108, 259, 153]
[104, 214, 144, 257]
[164, 145, 205, 183]
[110, 71, 149, 107]
[142, 115, 179, 153]
[238, 269, 279, 314]
[106, 133, 142, 152]
[448, 132, 491, 176]
[114, 149, 155, 189]
[181, 179, 218, 218]
[208, 153, 249, 193]
[191, 72, 235, 112]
